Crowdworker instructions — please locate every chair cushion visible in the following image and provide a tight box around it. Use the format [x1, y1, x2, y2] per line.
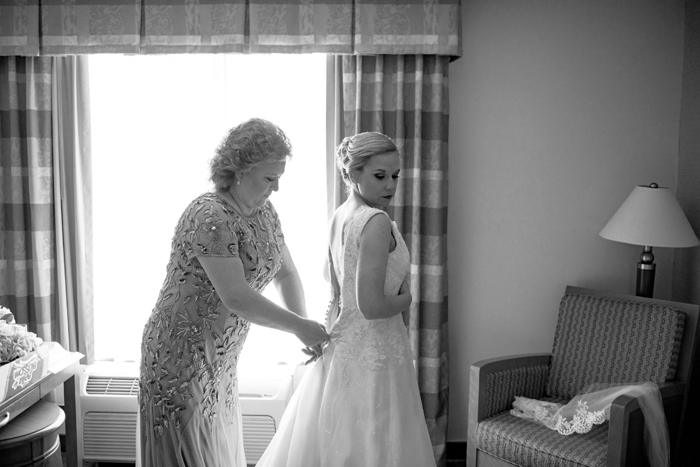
[474, 408, 608, 467]
[546, 293, 685, 399]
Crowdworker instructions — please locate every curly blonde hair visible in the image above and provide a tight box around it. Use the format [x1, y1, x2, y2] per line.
[336, 132, 399, 189]
[210, 118, 292, 191]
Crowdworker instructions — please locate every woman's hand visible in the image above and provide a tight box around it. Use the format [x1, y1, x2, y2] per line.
[295, 319, 329, 348]
[301, 343, 324, 365]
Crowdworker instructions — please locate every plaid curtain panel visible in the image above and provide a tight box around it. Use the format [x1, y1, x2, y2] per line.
[0, 56, 55, 340]
[340, 54, 450, 467]
[0, 0, 461, 57]
[0, 56, 93, 362]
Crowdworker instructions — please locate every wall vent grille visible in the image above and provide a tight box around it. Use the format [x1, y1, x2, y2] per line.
[82, 371, 282, 464]
[86, 376, 139, 396]
[242, 415, 277, 463]
[83, 412, 137, 461]
[82, 411, 276, 464]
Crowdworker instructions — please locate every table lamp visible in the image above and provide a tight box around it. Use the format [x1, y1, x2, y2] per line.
[599, 183, 699, 298]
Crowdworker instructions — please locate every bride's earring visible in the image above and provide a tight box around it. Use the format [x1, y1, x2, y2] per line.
[236, 179, 240, 186]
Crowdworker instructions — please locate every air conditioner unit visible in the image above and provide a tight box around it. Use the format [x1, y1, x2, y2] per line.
[77, 361, 300, 466]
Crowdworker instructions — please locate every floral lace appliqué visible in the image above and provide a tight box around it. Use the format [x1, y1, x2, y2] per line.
[511, 396, 607, 435]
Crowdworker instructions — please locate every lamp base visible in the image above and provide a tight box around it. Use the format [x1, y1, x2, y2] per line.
[636, 246, 655, 298]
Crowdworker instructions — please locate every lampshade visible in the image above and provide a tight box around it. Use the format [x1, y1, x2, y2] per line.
[599, 184, 699, 248]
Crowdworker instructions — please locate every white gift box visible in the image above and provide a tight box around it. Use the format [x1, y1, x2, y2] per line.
[0, 344, 50, 402]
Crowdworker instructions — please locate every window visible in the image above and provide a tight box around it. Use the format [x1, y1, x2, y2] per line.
[89, 54, 329, 372]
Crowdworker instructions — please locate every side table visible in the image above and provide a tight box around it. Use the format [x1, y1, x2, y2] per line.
[0, 347, 83, 467]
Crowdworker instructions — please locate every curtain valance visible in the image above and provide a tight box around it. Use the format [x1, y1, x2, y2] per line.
[0, 0, 461, 58]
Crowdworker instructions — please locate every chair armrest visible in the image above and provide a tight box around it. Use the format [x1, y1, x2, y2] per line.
[606, 382, 685, 467]
[468, 353, 551, 432]
[467, 353, 551, 467]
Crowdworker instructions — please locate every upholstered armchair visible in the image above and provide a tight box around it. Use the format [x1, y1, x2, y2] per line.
[467, 286, 699, 467]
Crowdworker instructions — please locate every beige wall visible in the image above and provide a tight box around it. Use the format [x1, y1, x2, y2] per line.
[447, 0, 686, 441]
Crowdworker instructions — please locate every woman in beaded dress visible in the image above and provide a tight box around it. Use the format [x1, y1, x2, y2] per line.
[138, 118, 328, 467]
[256, 132, 436, 467]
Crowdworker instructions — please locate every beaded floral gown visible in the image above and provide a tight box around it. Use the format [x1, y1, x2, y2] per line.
[138, 193, 285, 467]
[256, 205, 436, 467]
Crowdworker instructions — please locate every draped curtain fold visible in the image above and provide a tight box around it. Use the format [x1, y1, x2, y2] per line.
[0, 0, 461, 58]
[338, 54, 450, 467]
[0, 55, 94, 363]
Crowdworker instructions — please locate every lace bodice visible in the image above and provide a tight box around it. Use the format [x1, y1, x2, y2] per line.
[324, 206, 411, 375]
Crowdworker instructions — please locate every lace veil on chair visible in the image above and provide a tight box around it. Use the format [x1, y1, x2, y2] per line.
[511, 382, 669, 467]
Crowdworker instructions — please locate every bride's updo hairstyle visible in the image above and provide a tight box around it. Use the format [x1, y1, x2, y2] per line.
[210, 118, 292, 191]
[336, 132, 399, 191]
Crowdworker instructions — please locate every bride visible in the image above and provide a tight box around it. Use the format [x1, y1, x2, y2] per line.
[255, 132, 437, 467]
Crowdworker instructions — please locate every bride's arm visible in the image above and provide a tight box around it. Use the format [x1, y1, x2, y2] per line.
[356, 214, 412, 320]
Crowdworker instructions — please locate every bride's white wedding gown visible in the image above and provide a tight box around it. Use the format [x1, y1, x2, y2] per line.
[256, 206, 437, 467]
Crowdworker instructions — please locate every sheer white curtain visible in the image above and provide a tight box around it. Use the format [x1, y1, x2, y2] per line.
[88, 54, 329, 371]
[53, 56, 95, 363]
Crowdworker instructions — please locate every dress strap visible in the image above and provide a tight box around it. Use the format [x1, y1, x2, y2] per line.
[345, 206, 390, 247]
